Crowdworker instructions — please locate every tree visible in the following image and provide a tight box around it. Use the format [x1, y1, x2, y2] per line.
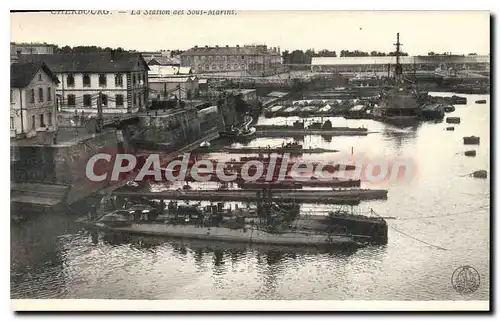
[170, 49, 184, 57]
[281, 50, 290, 64]
[468, 53, 477, 56]
[428, 51, 435, 56]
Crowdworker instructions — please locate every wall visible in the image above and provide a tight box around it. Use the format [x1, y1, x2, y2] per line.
[135, 109, 202, 151]
[11, 129, 125, 204]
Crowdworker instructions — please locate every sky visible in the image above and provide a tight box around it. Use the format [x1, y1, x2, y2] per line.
[10, 11, 491, 55]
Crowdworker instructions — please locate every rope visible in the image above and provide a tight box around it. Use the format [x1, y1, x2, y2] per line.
[389, 225, 450, 251]
[371, 209, 449, 251]
[398, 205, 489, 220]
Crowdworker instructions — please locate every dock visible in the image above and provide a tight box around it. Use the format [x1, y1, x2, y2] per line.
[111, 188, 388, 204]
[193, 147, 340, 154]
[254, 128, 372, 137]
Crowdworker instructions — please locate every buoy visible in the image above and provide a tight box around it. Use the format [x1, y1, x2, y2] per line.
[464, 150, 476, 157]
[446, 127, 455, 131]
[472, 170, 487, 179]
[463, 136, 480, 145]
[446, 117, 461, 124]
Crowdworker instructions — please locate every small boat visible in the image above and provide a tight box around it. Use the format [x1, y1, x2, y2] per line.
[446, 126, 455, 131]
[475, 99, 487, 104]
[443, 104, 455, 113]
[446, 117, 461, 124]
[98, 210, 134, 227]
[464, 150, 477, 157]
[463, 136, 480, 145]
[472, 170, 487, 179]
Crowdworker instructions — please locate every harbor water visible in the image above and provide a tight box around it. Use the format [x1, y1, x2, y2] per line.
[11, 93, 490, 300]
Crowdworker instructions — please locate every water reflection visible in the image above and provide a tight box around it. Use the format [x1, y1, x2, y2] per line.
[381, 123, 420, 150]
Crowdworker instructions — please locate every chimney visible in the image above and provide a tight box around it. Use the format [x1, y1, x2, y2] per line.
[110, 49, 116, 61]
[205, 45, 209, 49]
[215, 45, 219, 48]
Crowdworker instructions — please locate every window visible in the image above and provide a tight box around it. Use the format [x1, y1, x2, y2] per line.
[83, 94, 92, 107]
[115, 73, 123, 87]
[38, 73, 42, 81]
[212, 64, 216, 70]
[241, 55, 245, 59]
[31, 115, 36, 130]
[30, 89, 35, 103]
[67, 74, 75, 87]
[227, 64, 230, 69]
[133, 75, 136, 86]
[40, 114, 45, 127]
[234, 64, 238, 69]
[115, 94, 124, 107]
[83, 74, 91, 87]
[47, 87, 52, 101]
[133, 93, 137, 105]
[67, 94, 76, 106]
[38, 88, 44, 102]
[101, 94, 108, 107]
[98, 74, 107, 87]
[10, 117, 14, 129]
[48, 112, 52, 126]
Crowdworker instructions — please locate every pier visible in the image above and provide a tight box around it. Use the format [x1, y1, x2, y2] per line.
[193, 146, 340, 154]
[111, 188, 388, 204]
[254, 128, 372, 137]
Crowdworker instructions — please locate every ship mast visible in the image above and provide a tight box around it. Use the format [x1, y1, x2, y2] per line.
[393, 32, 403, 86]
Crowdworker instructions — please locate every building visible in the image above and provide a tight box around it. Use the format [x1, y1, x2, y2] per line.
[10, 62, 60, 138]
[11, 43, 57, 64]
[11, 42, 56, 56]
[148, 77, 199, 100]
[310, 55, 490, 73]
[180, 45, 282, 73]
[17, 51, 150, 114]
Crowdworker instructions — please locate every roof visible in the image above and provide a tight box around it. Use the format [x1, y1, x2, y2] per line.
[311, 55, 490, 66]
[11, 42, 57, 48]
[181, 46, 280, 56]
[146, 56, 181, 66]
[148, 77, 194, 83]
[17, 52, 150, 73]
[11, 62, 59, 88]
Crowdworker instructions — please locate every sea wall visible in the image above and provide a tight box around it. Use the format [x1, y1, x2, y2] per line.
[11, 129, 123, 204]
